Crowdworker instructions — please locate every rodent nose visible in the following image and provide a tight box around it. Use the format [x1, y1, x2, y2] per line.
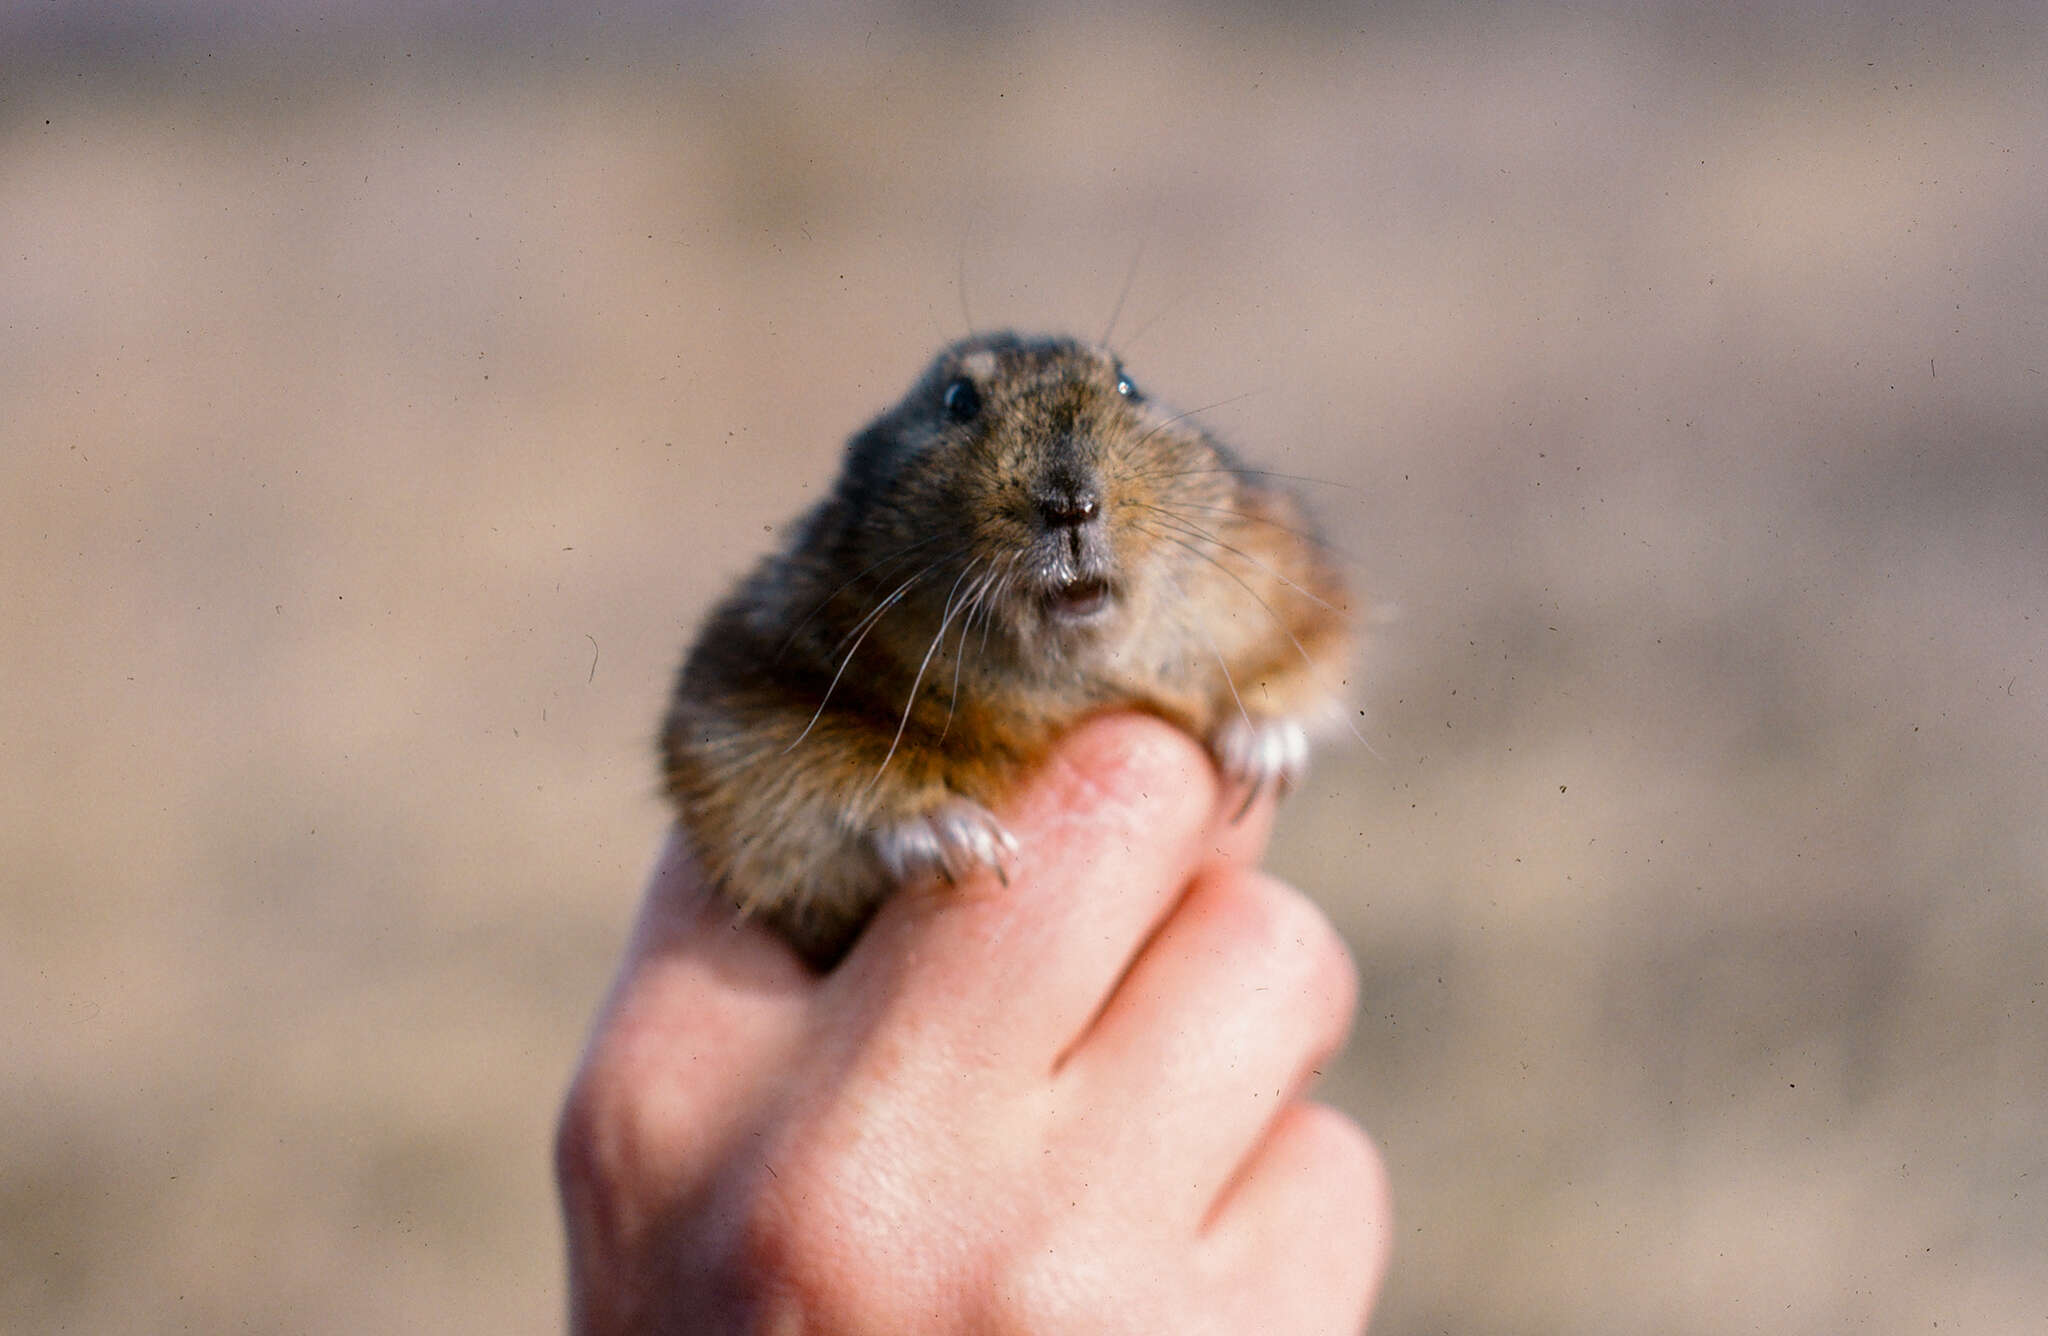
[1034, 481, 1101, 529]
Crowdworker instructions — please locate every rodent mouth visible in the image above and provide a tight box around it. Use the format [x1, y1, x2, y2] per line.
[1043, 576, 1114, 623]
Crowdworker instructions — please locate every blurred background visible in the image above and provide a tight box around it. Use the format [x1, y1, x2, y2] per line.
[5, 2, 2045, 1331]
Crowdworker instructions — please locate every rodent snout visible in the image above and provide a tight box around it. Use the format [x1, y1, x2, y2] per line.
[1030, 433, 1105, 532]
[1032, 477, 1101, 529]
[1025, 451, 1113, 588]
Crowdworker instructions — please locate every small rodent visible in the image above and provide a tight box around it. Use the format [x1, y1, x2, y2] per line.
[661, 331, 1355, 968]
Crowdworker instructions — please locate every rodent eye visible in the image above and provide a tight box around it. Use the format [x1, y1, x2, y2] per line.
[942, 377, 982, 423]
[1114, 370, 1143, 402]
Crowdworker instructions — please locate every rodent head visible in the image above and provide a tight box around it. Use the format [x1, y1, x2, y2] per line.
[833, 332, 1238, 662]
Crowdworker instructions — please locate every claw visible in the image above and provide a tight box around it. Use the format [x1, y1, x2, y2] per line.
[872, 797, 1020, 887]
[1211, 714, 1311, 806]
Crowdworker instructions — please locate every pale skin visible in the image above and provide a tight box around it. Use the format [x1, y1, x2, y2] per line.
[555, 715, 1392, 1334]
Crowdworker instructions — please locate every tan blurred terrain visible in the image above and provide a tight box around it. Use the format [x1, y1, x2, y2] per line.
[5, 9, 2046, 1333]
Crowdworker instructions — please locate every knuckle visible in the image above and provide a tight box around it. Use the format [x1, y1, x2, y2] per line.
[724, 1160, 863, 1315]
[1287, 1102, 1392, 1248]
[1297, 1101, 1387, 1193]
[736, 1139, 860, 1258]
[1205, 873, 1358, 1028]
[553, 1055, 632, 1211]
[551, 1077, 600, 1196]
[725, 1123, 940, 1325]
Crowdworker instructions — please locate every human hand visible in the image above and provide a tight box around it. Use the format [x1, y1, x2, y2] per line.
[555, 714, 1391, 1334]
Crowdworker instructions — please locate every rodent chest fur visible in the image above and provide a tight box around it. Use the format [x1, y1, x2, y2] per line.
[661, 331, 1355, 967]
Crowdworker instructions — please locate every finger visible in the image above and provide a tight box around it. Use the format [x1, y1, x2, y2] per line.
[1059, 867, 1357, 1219]
[1199, 1102, 1393, 1335]
[831, 714, 1273, 1072]
[1206, 770, 1280, 869]
[557, 829, 815, 1230]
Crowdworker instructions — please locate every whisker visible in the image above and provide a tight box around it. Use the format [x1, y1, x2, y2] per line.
[939, 564, 1002, 741]
[957, 214, 977, 335]
[1154, 499, 1358, 563]
[1121, 285, 1195, 352]
[784, 559, 944, 754]
[1340, 702, 1380, 759]
[1129, 520, 1320, 678]
[818, 544, 968, 664]
[1098, 236, 1147, 348]
[962, 549, 1019, 663]
[778, 532, 950, 659]
[869, 556, 986, 787]
[1130, 464, 1355, 493]
[976, 553, 1019, 662]
[1163, 565, 1253, 733]
[1131, 503, 1340, 614]
[1151, 532, 1379, 765]
[1210, 626, 1254, 730]
[1128, 391, 1264, 454]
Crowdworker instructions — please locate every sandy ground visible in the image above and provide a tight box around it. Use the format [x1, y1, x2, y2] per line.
[5, 8, 2046, 1332]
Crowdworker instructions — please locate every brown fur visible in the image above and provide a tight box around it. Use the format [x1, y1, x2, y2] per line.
[661, 333, 1354, 966]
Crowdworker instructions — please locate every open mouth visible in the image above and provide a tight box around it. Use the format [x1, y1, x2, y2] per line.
[1044, 576, 1113, 622]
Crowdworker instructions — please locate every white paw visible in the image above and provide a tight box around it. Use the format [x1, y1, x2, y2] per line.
[872, 797, 1020, 887]
[1210, 713, 1312, 797]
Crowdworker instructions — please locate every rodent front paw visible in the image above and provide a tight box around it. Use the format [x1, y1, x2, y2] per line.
[871, 797, 1020, 887]
[1210, 713, 1311, 798]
